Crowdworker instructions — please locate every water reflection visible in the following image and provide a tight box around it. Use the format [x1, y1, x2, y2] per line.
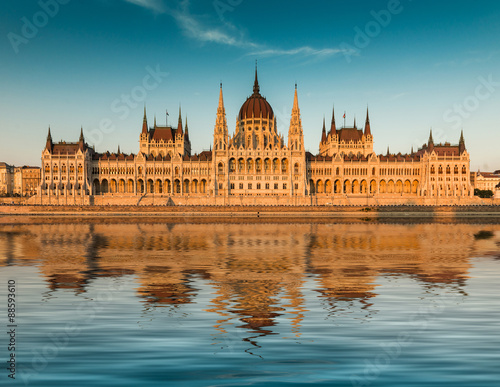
[0, 221, 499, 349]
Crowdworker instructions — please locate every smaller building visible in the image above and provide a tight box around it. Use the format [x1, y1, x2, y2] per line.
[14, 166, 41, 197]
[474, 171, 500, 192]
[0, 162, 14, 196]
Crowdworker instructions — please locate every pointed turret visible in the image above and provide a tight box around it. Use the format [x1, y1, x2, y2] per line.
[387, 146, 390, 156]
[288, 83, 304, 152]
[142, 106, 148, 134]
[214, 83, 228, 151]
[292, 83, 299, 112]
[354, 116, 357, 129]
[459, 129, 466, 154]
[428, 129, 434, 152]
[253, 60, 260, 95]
[218, 83, 225, 114]
[46, 126, 53, 151]
[177, 105, 183, 133]
[364, 107, 371, 136]
[117, 145, 121, 154]
[321, 117, 327, 143]
[184, 115, 189, 142]
[330, 105, 336, 136]
[79, 127, 85, 151]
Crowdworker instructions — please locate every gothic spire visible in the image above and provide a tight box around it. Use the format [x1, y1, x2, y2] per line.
[364, 107, 371, 136]
[459, 129, 466, 153]
[321, 116, 327, 143]
[117, 144, 121, 154]
[292, 83, 299, 112]
[330, 105, 336, 135]
[78, 126, 85, 151]
[253, 60, 260, 95]
[428, 129, 435, 152]
[218, 83, 225, 114]
[178, 105, 183, 133]
[184, 115, 189, 141]
[46, 126, 53, 151]
[354, 116, 357, 129]
[142, 105, 148, 134]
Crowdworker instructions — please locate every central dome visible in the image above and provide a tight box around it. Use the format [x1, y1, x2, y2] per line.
[238, 67, 274, 121]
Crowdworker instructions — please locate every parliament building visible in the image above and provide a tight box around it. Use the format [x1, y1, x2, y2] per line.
[36, 67, 474, 206]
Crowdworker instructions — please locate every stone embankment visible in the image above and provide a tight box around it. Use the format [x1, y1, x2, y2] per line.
[1, 204, 500, 219]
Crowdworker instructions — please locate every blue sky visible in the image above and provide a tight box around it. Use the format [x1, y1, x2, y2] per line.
[1, 0, 500, 170]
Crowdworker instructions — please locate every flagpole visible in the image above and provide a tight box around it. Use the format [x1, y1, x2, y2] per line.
[343, 111, 346, 128]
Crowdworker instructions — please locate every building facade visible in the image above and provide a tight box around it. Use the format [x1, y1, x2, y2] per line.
[36, 68, 475, 205]
[0, 163, 14, 196]
[14, 166, 41, 197]
[474, 171, 500, 193]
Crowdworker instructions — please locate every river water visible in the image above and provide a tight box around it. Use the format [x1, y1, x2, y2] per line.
[0, 220, 499, 386]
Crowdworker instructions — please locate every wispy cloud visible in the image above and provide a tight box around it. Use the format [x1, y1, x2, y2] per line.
[169, 3, 259, 49]
[387, 92, 408, 101]
[435, 50, 500, 68]
[123, 0, 165, 13]
[249, 46, 352, 58]
[121, 0, 346, 60]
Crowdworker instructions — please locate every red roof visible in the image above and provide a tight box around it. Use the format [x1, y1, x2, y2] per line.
[52, 143, 80, 155]
[239, 93, 274, 121]
[336, 128, 363, 142]
[150, 126, 177, 142]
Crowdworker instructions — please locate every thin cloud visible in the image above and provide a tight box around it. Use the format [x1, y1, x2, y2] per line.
[169, 5, 258, 48]
[387, 92, 408, 101]
[250, 46, 352, 58]
[121, 0, 347, 60]
[123, 0, 165, 13]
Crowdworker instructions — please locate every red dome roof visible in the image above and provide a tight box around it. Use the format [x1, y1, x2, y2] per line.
[238, 67, 274, 121]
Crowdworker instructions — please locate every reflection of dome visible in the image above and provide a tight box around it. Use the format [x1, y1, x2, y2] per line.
[238, 67, 274, 121]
